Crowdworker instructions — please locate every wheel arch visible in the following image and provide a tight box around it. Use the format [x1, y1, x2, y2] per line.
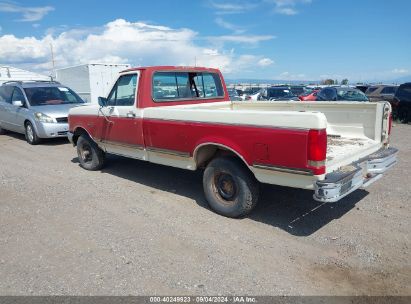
[193, 142, 251, 170]
[72, 127, 95, 146]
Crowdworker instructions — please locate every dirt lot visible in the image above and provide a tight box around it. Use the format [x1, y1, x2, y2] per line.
[0, 124, 410, 296]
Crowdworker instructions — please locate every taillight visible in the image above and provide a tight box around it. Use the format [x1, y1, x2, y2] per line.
[307, 129, 327, 174]
[388, 113, 392, 135]
[246, 96, 252, 100]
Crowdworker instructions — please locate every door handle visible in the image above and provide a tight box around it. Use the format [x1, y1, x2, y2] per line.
[126, 112, 136, 118]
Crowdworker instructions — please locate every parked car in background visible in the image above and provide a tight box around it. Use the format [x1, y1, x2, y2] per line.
[260, 86, 299, 101]
[241, 87, 262, 100]
[0, 80, 85, 144]
[299, 89, 319, 101]
[365, 85, 398, 102]
[227, 88, 242, 101]
[316, 87, 369, 102]
[289, 85, 306, 97]
[393, 82, 411, 123]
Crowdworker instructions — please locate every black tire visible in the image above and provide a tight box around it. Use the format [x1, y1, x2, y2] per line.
[0, 125, 6, 135]
[77, 134, 106, 171]
[203, 156, 259, 218]
[25, 121, 41, 145]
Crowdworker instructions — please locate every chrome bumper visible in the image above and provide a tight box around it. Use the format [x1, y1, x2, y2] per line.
[67, 131, 75, 145]
[314, 147, 398, 203]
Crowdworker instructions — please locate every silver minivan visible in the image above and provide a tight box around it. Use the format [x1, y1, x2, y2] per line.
[0, 81, 85, 144]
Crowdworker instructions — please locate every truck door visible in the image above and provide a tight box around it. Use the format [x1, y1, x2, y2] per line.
[99, 72, 146, 160]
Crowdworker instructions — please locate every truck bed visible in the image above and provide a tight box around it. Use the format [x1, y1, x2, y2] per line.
[326, 135, 381, 172]
[145, 100, 389, 175]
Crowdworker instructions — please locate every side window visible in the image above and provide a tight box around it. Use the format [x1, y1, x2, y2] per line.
[153, 72, 178, 100]
[399, 85, 411, 100]
[107, 74, 137, 106]
[11, 88, 25, 104]
[381, 87, 395, 94]
[153, 71, 225, 102]
[203, 73, 222, 97]
[0, 86, 14, 103]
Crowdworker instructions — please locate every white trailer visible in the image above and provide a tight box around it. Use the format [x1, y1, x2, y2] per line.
[0, 66, 51, 85]
[55, 63, 131, 104]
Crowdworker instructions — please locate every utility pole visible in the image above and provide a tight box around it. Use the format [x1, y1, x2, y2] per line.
[50, 43, 55, 79]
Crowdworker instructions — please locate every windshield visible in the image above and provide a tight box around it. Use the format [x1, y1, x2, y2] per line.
[24, 86, 84, 106]
[267, 88, 295, 98]
[337, 89, 369, 101]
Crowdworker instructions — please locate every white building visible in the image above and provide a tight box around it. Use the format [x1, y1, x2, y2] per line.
[0, 66, 51, 85]
[55, 63, 131, 104]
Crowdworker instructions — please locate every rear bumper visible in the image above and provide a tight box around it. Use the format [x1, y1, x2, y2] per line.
[314, 147, 398, 203]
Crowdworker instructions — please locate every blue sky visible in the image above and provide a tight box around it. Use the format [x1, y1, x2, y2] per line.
[0, 0, 410, 82]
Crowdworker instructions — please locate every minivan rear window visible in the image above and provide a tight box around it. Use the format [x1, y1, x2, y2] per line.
[153, 71, 224, 102]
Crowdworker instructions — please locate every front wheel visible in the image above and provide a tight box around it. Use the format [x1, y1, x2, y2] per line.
[25, 122, 41, 145]
[77, 134, 106, 171]
[203, 156, 259, 218]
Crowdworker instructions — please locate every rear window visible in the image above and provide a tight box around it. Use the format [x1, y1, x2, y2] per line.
[365, 87, 378, 94]
[24, 86, 84, 106]
[153, 71, 224, 102]
[337, 89, 369, 101]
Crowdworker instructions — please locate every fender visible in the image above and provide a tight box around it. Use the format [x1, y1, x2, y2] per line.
[193, 136, 251, 169]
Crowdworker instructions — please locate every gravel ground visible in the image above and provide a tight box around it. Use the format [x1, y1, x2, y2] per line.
[0, 124, 410, 296]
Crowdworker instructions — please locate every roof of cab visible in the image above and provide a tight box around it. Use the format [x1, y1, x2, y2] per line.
[120, 66, 221, 74]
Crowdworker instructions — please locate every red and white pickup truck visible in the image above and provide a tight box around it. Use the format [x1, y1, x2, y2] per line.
[68, 66, 397, 217]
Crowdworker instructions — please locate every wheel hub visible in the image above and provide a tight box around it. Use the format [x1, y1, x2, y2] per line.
[216, 173, 237, 200]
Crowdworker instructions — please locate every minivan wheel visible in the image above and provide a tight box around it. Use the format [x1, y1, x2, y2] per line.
[76, 134, 106, 171]
[25, 122, 41, 145]
[203, 156, 259, 218]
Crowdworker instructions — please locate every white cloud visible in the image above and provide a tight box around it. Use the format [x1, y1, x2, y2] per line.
[209, 1, 257, 14]
[0, 19, 271, 77]
[265, 0, 311, 15]
[392, 68, 409, 74]
[214, 17, 245, 34]
[257, 58, 274, 67]
[275, 7, 298, 15]
[0, 1, 54, 22]
[209, 34, 276, 44]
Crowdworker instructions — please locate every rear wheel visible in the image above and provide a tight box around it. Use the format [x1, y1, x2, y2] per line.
[203, 156, 259, 218]
[25, 122, 41, 145]
[77, 134, 106, 171]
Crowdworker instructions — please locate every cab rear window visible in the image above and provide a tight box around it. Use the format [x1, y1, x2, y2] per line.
[153, 71, 224, 102]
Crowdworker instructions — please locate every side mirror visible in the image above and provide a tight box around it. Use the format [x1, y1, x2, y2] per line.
[98, 97, 107, 107]
[12, 100, 23, 107]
